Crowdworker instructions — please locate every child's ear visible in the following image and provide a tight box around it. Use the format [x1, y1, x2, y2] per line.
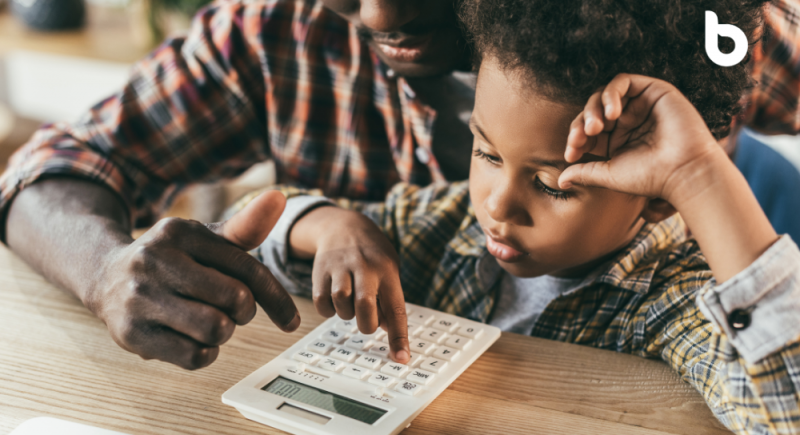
[640, 199, 678, 223]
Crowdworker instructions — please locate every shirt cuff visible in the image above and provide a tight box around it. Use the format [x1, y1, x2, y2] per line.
[696, 235, 800, 364]
[257, 195, 334, 297]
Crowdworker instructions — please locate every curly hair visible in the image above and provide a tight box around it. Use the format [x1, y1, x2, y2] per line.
[459, 0, 768, 139]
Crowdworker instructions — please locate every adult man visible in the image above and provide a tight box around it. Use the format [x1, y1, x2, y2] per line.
[0, 0, 797, 371]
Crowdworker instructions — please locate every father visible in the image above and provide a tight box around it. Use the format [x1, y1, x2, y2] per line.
[0, 0, 797, 370]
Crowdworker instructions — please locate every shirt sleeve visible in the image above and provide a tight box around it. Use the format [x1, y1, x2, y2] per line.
[739, 0, 800, 134]
[653, 236, 800, 434]
[0, 2, 271, 234]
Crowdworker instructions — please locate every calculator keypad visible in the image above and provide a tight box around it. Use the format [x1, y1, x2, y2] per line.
[381, 362, 409, 378]
[343, 365, 371, 380]
[395, 380, 423, 396]
[420, 328, 447, 344]
[330, 347, 358, 363]
[431, 319, 459, 333]
[419, 357, 448, 373]
[306, 340, 334, 355]
[406, 369, 435, 385]
[293, 351, 320, 365]
[288, 305, 494, 405]
[432, 346, 460, 361]
[355, 354, 383, 370]
[368, 373, 397, 388]
[318, 357, 346, 372]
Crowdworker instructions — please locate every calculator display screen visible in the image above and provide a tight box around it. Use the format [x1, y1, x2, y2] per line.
[262, 376, 387, 425]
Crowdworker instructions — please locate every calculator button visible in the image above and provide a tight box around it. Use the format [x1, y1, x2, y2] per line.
[306, 340, 334, 355]
[317, 357, 346, 373]
[368, 373, 397, 388]
[419, 357, 448, 373]
[432, 346, 460, 361]
[456, 325, 483, 339]
[419, 328, 447, 344]
[344, 336, 372, 351]
[407, 322, 424, 337]
[334, 319, 359, 334]
[355, 354, 383, 370]
[368, 344, 391, 358]
[406, 369, 435, 385]
[343, 365, 371, 380]
[408, 312, 435, 326]
[321, 329, 347, 344]
[407, 352, 425, 368]
[444, 335, 472, 350]
[410, 339, 436, 355]
[395, 380, 423, 397]
[330, 347, 358, 363]
[431, 319, 459, 333]
[293, 351, 320, 365]
[381, 362, 409, 378]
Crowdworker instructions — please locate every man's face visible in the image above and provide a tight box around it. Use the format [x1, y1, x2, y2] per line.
[319, 0, 469, 77]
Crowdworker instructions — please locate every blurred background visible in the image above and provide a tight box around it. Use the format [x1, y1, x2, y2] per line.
[0, 0, 274, 226]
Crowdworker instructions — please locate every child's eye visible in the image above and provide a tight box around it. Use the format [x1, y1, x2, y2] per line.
[535, 176, 573, 200]
[473, 148, 501, 165]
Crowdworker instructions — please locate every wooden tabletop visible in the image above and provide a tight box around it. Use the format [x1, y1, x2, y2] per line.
[0, 5, 150, 63]
[0, 244, 730, 435]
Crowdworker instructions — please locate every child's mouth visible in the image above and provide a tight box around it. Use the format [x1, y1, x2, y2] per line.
[486, 234, 528, 263]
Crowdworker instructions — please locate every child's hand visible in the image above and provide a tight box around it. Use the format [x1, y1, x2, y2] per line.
[290, 206, 411, 364]
[559, 74, 722, 205]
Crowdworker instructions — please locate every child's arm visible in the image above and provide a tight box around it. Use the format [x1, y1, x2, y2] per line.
[560, 73, 778, 282]
[561, 74, 800, 432]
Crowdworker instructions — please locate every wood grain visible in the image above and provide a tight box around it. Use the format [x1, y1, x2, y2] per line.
[0, 245, 729, 434]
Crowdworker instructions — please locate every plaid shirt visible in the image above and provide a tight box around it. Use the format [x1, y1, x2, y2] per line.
[0, 0, 444, 230]
[0, 0, 798, 235]
[243, 182, 800, 435]
[740, 0, 800, 134]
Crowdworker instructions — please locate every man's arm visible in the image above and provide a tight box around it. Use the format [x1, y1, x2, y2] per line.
[6, 179, 300, 370]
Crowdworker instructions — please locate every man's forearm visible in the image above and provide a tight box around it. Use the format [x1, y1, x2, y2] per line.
[5, 178, 132, 308]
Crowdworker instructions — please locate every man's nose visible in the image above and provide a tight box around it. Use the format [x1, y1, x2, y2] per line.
[360, 0, 422, 33]
[484, 182, 532, 227]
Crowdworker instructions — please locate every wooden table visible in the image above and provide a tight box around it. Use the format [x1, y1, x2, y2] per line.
[0, 244, 729, 435]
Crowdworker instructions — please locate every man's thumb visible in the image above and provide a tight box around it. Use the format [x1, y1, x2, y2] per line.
[208, 190, 287, 251]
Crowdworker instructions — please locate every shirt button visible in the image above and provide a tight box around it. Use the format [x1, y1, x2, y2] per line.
[728, 309, 751, 330]
[387, 68, 396, 78]
[415, 147, 431, 164]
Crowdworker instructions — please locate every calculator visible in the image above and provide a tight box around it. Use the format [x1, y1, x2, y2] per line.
[222, 303, 501, 435]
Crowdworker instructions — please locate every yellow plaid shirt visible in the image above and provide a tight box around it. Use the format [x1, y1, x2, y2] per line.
[236, 181, 800, 435]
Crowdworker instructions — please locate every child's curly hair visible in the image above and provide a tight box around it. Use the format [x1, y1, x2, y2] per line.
[459, 0, 768, 139]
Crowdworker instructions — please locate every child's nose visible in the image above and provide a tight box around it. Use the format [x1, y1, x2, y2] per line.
[484, 182, 532, 227]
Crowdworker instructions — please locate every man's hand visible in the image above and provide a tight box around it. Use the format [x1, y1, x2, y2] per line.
[89, 191, 299, 370]
[289, 206, 410, 364]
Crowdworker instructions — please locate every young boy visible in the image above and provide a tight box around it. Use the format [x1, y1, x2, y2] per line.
[232, 0, 800, 432]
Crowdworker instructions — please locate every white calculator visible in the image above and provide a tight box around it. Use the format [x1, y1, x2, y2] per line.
[222, 303, 501, 435]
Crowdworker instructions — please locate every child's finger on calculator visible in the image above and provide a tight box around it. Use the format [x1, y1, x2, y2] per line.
[311, 269, 337, 318]
[354, 271, 381, 334]
[331, 271, 355, 320]
[378, 276, 410, 364]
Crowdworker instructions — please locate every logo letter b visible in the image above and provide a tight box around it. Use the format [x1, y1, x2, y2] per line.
[705, 11, 748, 67]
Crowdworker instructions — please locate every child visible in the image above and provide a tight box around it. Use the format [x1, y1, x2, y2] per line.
[235, 0, 800, 432]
